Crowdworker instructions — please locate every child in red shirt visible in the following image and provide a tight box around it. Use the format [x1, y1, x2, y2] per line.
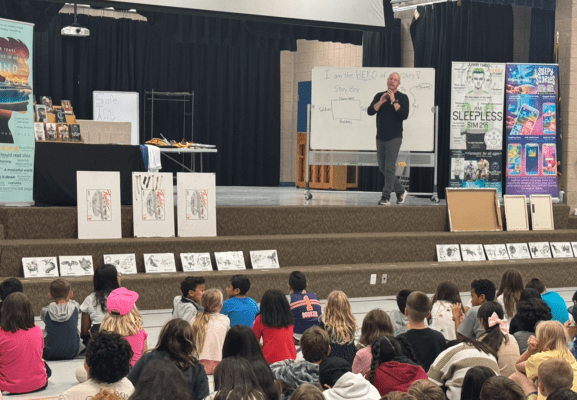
[252, 289, 296, 364]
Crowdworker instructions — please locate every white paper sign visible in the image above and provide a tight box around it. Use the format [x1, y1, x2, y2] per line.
[436, 245, 461, 262]
[133, 173, 175, 238]
[181, 253, 213, 272]
[484, 244, 510, 261]
[22, 257, 59, 278]
[250, 250, 280, 269]
[528, 242, 552, 259]
[144, 253, 177, 273]
[59, 256, 94, 276]
[550, 243, 574, 258]
[104, 254, 138, 275]
[177, 173, 217, 237]
[77, 171, 122, 240]
[506, 243, 531, 259]
[460, 245, 486, 261]
[215, 251, 246, 271]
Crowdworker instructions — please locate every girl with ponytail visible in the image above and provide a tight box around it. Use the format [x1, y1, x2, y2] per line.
[477, 301, 520, 377]
[367, 335, 427, 397]
[192, 289, 230, 374]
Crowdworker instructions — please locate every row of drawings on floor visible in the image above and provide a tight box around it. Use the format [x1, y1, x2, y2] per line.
[78, 171, 216, 239]
[437, 242, 576, 262]
[22, 250, 279, 278]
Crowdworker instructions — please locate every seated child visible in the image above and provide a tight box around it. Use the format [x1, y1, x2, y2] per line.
[270, 326, 330, 400]
[288, 383, 324, 400]
[388, 290, 413, 336]
[537, 358, 574, 400]
[41, 278, 83, 360]
[352, 309, 394, 376]
[319, 291, 358, 365]
[288, 271, 322, 343]
[526, 279, 569, 324]
[319, 357, 381, 400]
[460, 366, 497, 400]
[0, 278, 22, 324]
[399, 291, 446, 372]
[480, 376, 525, 400]
[221, 274, 259, 328]
[407, 379, 445, 400]
[454, 279, 496, 340]
[173, 276, 205, 322]
[548, 390, 577, 400]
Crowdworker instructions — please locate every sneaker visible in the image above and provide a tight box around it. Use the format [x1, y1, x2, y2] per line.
[397, 190, 408, 204]
[378, 198, 391, 206]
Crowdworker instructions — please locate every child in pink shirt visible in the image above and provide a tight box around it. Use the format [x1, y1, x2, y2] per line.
[252, 289, 296, 364]
[0, 292, 48, 394]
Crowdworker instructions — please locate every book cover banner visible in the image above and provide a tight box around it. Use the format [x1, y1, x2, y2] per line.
[449, 150, 502, 196]
[505, 64, 558, 197]
[0, 18, 34, 204]
[450, 63, 506, 151]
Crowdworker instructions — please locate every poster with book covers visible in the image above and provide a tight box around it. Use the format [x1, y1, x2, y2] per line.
[0, 19, 35, 205]
[449, 63, 505, 195]
[505, 64, 558, 197]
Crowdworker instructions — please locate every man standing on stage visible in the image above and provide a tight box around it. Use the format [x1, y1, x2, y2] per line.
[367, 72, 410, 206]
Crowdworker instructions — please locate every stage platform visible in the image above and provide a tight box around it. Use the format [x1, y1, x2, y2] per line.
[0, 187, 575, 314]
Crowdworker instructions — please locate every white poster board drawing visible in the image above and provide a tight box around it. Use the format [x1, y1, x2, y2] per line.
[460, 245, 486, 261]
[132, 172, 175, 238]
[103, 254, 138, 275]
[250, 250, 280, 269]
[550, 243, 574, 258]
[144, 253, 177, 273]
[93, 91, 139, 145]
[177, 173, 217, 237]
[22, 257, 59, 278]
[215, 251, 246, 271]
[504, 195, 529, 231]
[484, 244, 510, 261]
[59, 256, 94, 277]
[436, 245, 461, 262]
[530, 195, 554, 230]
[506, 243, 531, 260]
[77, 171, 122, 240]
[528, 242, 552, 259]
[181, 253, 213, 272]
[310, 67, 435, 152]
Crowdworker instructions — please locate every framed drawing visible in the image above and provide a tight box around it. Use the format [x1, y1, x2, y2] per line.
[550, 243, 574, 258]
[530, 195, 554, 230]
[484, 244, 510, 261]
[528, 242, 552, 259]
[59, 256, 94, 277]
[506, 243, 531, 260]
[215, 251, 246, 271]
[132, 173, 175, 238]
[77, 171, 122, 240]
[460, 245, 486, 261]
[103, 254, 138, 275]
[250, 250, 280, 269]
[177, 173, 217, 237]
[180, 253, 213, 272]
[503, 195, 529, 231]
[436, 245, 461, 262]
[143, 253, 177, 273]
[446, 188, 503, 232]
[22, 257, 59, 278]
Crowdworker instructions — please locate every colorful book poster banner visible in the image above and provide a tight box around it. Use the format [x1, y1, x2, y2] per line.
[0, 18, 34, 205]
[505, 64, 558, 197]
[449, 63, 506, 195]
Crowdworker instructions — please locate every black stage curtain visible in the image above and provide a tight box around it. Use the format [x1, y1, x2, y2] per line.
[529, 9, 555, 63]
[410, 2, 513, 198]
[466, 0, 554, 10]
[358, 20, 402, 193]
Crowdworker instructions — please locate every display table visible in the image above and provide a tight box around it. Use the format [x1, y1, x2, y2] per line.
[158, 147, 218, 172]
[33, 142, 146, 206]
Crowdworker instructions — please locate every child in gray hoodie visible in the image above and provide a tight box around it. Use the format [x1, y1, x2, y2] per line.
[41, 279, 83, 360]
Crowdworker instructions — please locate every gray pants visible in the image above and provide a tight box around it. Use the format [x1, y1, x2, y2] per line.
[376, 137, 404, 200]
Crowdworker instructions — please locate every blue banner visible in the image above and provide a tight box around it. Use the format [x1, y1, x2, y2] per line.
[0, 18, 34, 204]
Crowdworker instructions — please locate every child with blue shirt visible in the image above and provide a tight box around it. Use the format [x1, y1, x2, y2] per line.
[221, 275, 259, 327]
[288, 271, 322, 343]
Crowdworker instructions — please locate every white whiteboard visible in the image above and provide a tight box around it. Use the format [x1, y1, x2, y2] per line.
[93, 91, 139, 145]
[310, 67, 436, 152]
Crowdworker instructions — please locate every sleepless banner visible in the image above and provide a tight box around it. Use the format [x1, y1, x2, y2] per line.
[505, 64, 558, 197]
[449, 62, 506, 195]
[0, 18, 34, 205]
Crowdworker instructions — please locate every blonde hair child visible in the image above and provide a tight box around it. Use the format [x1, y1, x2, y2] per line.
[192, 289, 230, 374]
[319, 290, 358, 365]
